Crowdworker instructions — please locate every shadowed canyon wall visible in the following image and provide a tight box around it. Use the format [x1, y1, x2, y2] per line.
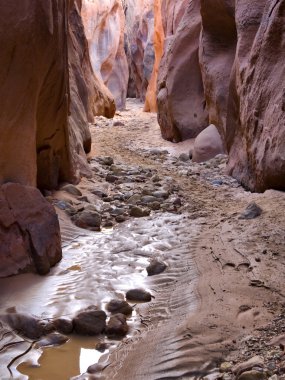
[0, 0, 115, 277]
[156, 0, 285, 192]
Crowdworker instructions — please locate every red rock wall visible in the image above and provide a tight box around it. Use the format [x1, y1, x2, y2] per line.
[0, 0, 115, 276]
[68, 0, 115, 181]
[156, 0, 285, 191]
[81, 0, 129, 109]
[157, 1, 208, 141]
[226, 0, 285, 192]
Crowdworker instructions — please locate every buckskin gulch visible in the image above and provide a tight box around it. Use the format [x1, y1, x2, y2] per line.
[1, 1, 285, 380]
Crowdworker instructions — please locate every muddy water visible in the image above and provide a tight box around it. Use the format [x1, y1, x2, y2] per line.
[0, 212, 199, 379]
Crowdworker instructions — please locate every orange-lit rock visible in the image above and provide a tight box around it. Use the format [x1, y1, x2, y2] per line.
[144, 0, 164, 112]
[81, 0, 129, 109]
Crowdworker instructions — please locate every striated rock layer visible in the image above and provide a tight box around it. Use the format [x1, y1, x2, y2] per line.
[81, 0, 129, 109]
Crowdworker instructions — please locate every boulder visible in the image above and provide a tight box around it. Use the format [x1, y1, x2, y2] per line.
[126, 288, 152, 302]
[106, 300, 133, 316]
[105, 313, 129, 338]
[192, 125, 225, 163]
[73, 308, 107, 335]
[0, 183, 62, 277]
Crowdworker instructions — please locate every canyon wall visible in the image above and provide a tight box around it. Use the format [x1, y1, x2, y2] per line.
[81, 0, 129, 109]
[157, 0, 285, 192]
[0, 0, 115, 277]
[124, 0, 155, 102]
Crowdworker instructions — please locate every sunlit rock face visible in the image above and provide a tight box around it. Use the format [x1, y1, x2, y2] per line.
[123, 0, 155, 102]
[157, 1, 208, 142]
[144, 0, 164, 112]
[81, 0, 129, 109]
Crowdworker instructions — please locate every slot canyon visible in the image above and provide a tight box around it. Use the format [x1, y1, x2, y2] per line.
[0, 0, 285, 379]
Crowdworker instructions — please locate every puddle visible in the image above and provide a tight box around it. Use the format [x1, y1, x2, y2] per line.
[17, 336, 109, 380]
[0, 212, 198, 379]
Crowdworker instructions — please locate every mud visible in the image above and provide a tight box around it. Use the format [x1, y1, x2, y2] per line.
[1, 99, 285, 379]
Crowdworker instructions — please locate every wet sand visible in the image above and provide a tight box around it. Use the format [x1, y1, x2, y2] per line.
[1, 99, 285, 379]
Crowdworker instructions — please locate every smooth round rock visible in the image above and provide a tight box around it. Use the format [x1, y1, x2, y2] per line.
[126, 289, 152, 302]
[105, 314, 128, 338]
[73, 308, 107, 335]
[106, 300, 133, 315]
[146, 260, 167, 276]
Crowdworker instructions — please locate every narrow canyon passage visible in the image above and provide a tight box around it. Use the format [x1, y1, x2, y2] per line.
[1, 101, 285, 379]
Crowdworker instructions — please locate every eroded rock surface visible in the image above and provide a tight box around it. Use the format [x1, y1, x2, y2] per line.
[124, 0, 155, 102]
[157, 1, 208, 141]
[82, 0, 129, 109]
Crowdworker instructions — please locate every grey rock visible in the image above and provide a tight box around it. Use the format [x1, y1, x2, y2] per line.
[106, 174, 118, 183]
[73, 210, 101, 230]
[130, 206, 150, 217]
[152, 190, 169, 199]
[126, 288, 152, 302]
[113, 121, 124, 126]
[105, 313, 128, 338]
[179, 153, 190, 162]
[146, 260, 167, 276]
[36, 332, 68, 348]
[141, 195, 159, 204]
[52, 318, 73, 334]
[1, 313, 46, 340]
[239, 202, 263, 220]
[115, 215, 127, 223]
[106, 300, 133, 315]
[73, 308, 107, 335]
[87, 363, 108, 374]
[238, 370, 266, 380]
[99, 156, 114, 166]
[61, 184, 82, 197]
[92, 189, 108, 198]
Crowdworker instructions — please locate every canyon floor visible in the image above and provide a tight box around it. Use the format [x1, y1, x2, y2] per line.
[1, 99, 285, 380]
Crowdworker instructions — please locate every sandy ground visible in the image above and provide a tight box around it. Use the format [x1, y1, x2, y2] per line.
[1, 99, 285, 379]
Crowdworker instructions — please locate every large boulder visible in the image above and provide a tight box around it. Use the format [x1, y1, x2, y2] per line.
[0, 183, 62, 277]
[192, 124, 225, 163]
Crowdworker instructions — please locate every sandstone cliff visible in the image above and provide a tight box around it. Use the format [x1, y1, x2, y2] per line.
[124, 0, 155, 102]
[156, 0, 285, 191]
[81, 0, 129, 109]
[0, 0, 115, 277]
